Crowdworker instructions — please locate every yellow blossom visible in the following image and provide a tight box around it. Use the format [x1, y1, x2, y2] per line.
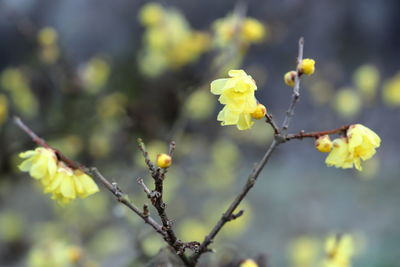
[19, 147, 99, 204]
[213, 15, 267, 47]
[325, 124, 380, 171]
[240, 259, 258, 267]
[211, 70, 258, 130]
[323, 234, 354, 267]
[315, 135, 333, 153]
[382, 72, 400, 107]
[242, 18, 266, 43]
[19, 147, 57, 180]
[250, 103, 267, 119]
[298, 58, 315, 75]
[0, 94, 8, 125]
[37, 27, 58, 46]
[139, 3, 164, 26]
[156, 153, 172, 168]
[284, 71, 296, 87]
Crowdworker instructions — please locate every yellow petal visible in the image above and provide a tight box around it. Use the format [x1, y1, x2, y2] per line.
[59, 174, 76, 199]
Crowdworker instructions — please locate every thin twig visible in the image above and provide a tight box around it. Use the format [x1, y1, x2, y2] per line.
[280, 37, 304, 135]
[191, 139, 279, 264]
[285, 125, 350, 141]
[13, 117, 167, 239]
[265, 113, 280, 135]
[137, 139, 194, 265]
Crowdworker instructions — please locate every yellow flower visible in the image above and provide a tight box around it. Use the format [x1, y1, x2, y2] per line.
[315, 135, 333, 153]
[211, 70, 258, 130]
[0, 94, 8, 125]
[19, 147, 99, 204]
[346, 124, 381, 170]
[156, 153, 172, 168]
[19, 147, 57, 180]
[240, 259, 258, 267]
[284, 71, 296, 87]
[37, 27, 58, 47]
[323, 234, 354, 267]
[242, 18, 266, 43]
[213, 15, 267, 47]
[139, 2, 164, 26]
[325, 138, 353, 169]
[250, 103, 267, 119]
[298, 58, 315, 75]
[325, 124, 380, 171]
[44, 163, 99, 204]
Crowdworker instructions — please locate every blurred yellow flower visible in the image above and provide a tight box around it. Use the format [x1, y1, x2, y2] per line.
[382, 72, 400, 107]
[213, 14, 268, 47]
[19, 147, 99, 204]
[353, 64, 380, 102]
[333, 88, 362, 119]
[0, 94, 8, 125]
[80, 57, 110, 94]
[1, 68, 38, 117]
[211, 69, 258, 130]
[289, 236, 319, 267]
[37, 27, 58, 46]
[298, 58, 315, 75]
[242, 18, 267, 43]
[325, 124, 380, 171]
[315, 135, 333, 153]
[139, 2, 164, 26]
[138, 4, 210, 76]
[323, 234, 354, 267]
[240, 259, 258, 267]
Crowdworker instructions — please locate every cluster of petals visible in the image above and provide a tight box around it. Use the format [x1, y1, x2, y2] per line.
[211, 70, 259, 130]
[19, 147, 99, 204]
[325, 124, 381, 171]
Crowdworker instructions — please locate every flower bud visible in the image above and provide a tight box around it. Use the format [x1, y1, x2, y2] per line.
[284, 71, 297, 87]
[298, 58, 315, 75]
[250, 104, 267, 119]
[315, 135, 333, 153]
[156, 153, 172, 168]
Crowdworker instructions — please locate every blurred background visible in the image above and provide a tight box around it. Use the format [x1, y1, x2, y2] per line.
[0, 0, 399, 266]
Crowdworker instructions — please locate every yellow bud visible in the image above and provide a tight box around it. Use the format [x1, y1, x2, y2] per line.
[250, 103, 267, 119]
[240, 259, 258, 267]
[315, 135, 333, 153]
[156, 153, 172, 168]
[298, 58, 315, 75]
[284, 71, 297, 87]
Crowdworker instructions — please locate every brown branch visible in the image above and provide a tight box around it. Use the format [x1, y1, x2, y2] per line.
[190, 37, 307, 265]
[191, 139, 280, 264]
[13, 117, 168, 243]
[285, 125, 350, 141]
[265, 112, 280, 135]
[280, 37, 305, 135]
[137, 139, 194, 265]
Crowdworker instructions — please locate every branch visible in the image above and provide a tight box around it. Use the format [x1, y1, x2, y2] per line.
[13, 117, 168, 243]
[265, 112, 280, 135]
[285, 125, 350, 141]
[280, 37, 305, 135]
[137, 139, 194, 265]
[191, 139, 279, 264]
[191, 37, 307, 264]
